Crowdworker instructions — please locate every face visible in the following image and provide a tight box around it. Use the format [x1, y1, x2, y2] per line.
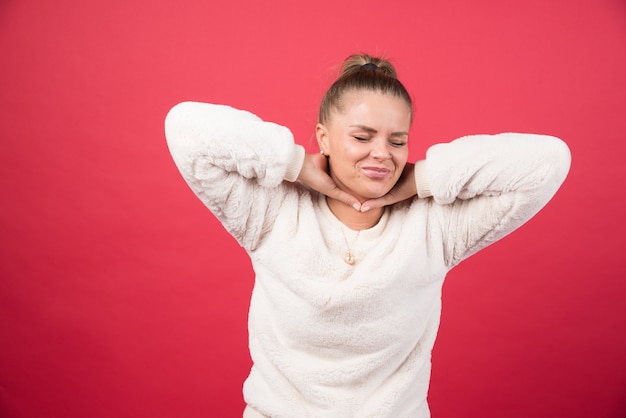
[316, 91, 411, 202]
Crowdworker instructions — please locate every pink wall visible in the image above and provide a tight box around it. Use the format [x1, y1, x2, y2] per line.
[1, 0, 625, 417]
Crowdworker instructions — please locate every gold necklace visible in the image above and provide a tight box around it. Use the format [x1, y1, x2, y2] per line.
[340, 227, 360, 265]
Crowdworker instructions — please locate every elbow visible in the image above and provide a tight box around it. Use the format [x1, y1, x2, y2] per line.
[547, 135, 572, 185]
[164, 101, 199, 169]
[164, 101, 194, 144]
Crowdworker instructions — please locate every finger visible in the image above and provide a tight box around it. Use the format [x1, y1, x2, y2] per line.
[360, 194, 396, 212]
[326, 186, 361, 211]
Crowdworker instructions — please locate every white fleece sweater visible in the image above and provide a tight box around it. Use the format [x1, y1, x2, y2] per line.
[165, 101, 571, 417]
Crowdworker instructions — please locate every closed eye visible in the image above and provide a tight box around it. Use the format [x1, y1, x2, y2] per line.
[390, 141, 407, 147]
[353, 136, 370, 142]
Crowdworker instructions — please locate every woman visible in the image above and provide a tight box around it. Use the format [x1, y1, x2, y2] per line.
[165, 54, 571, 417]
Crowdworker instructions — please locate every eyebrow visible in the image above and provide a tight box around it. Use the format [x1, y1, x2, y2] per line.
[349, 125, 409, 137]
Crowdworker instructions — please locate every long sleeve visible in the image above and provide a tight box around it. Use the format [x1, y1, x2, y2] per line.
[164, 101, 306, 250]
[413, 133, 571, 266]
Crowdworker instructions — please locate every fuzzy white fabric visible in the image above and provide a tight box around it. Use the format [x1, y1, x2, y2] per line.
[165, 101, 571, 418]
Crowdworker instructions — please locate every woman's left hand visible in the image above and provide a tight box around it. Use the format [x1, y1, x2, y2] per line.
[360, 163, 417, 212]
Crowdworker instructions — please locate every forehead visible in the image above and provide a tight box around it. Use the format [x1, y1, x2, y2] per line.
[331, 90, 412, 130]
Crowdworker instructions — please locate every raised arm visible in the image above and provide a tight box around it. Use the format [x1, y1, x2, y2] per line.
[415, 133, 571, 266]
[164, 101, 305, 250]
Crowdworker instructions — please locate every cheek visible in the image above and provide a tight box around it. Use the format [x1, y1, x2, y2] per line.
[393, 150, 409, 167]
[336, 144, 366, 166]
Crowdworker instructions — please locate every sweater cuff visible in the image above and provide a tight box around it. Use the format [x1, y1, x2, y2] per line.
[283, 144, 306, 182]
[414, 160, 432, 198]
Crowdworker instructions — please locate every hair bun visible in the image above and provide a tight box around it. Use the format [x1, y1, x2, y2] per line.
[360, 63, 379, 71]
[339, 54, 398, 79]
[317, 53, 412, 125]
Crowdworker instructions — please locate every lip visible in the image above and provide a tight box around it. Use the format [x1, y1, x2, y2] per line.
[361, 166, 391, 179]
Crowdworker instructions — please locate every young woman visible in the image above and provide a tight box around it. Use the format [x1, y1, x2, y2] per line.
[165, 54, 571, 417]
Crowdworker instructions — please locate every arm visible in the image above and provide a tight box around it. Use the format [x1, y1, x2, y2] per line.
[415, 132, 571, 266]
[164, 101, 305, 250]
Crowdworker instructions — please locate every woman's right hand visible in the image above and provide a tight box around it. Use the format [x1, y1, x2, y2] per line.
[296, 153, 362, 211]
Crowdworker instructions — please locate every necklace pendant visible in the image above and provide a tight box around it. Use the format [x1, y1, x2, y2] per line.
[344, 251, 356, 265]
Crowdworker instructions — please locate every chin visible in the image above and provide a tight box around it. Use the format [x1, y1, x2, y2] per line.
[358, 187, 393, 201]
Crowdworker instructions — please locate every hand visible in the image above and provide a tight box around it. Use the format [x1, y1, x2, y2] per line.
[297, 153, 362, 211]
[360, 163, 417, 212]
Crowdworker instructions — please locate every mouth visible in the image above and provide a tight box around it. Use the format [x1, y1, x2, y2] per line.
[361, 166, 391, 180]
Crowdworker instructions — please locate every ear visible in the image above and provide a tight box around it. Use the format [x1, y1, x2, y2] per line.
[315, 123, 330, 155]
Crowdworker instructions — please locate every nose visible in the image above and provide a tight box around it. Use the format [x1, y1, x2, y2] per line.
[370, 138, 392, 160]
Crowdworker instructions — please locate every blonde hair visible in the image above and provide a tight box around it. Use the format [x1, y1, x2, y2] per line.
[318, 54, 412, 125]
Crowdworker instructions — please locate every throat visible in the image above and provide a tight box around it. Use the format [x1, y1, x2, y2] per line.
[326, 197, 384, 230]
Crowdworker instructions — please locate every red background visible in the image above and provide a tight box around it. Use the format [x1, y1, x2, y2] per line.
[1, 0, 625, 417]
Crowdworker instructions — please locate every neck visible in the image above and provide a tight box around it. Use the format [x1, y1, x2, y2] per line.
[326, 196, 384, 230]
